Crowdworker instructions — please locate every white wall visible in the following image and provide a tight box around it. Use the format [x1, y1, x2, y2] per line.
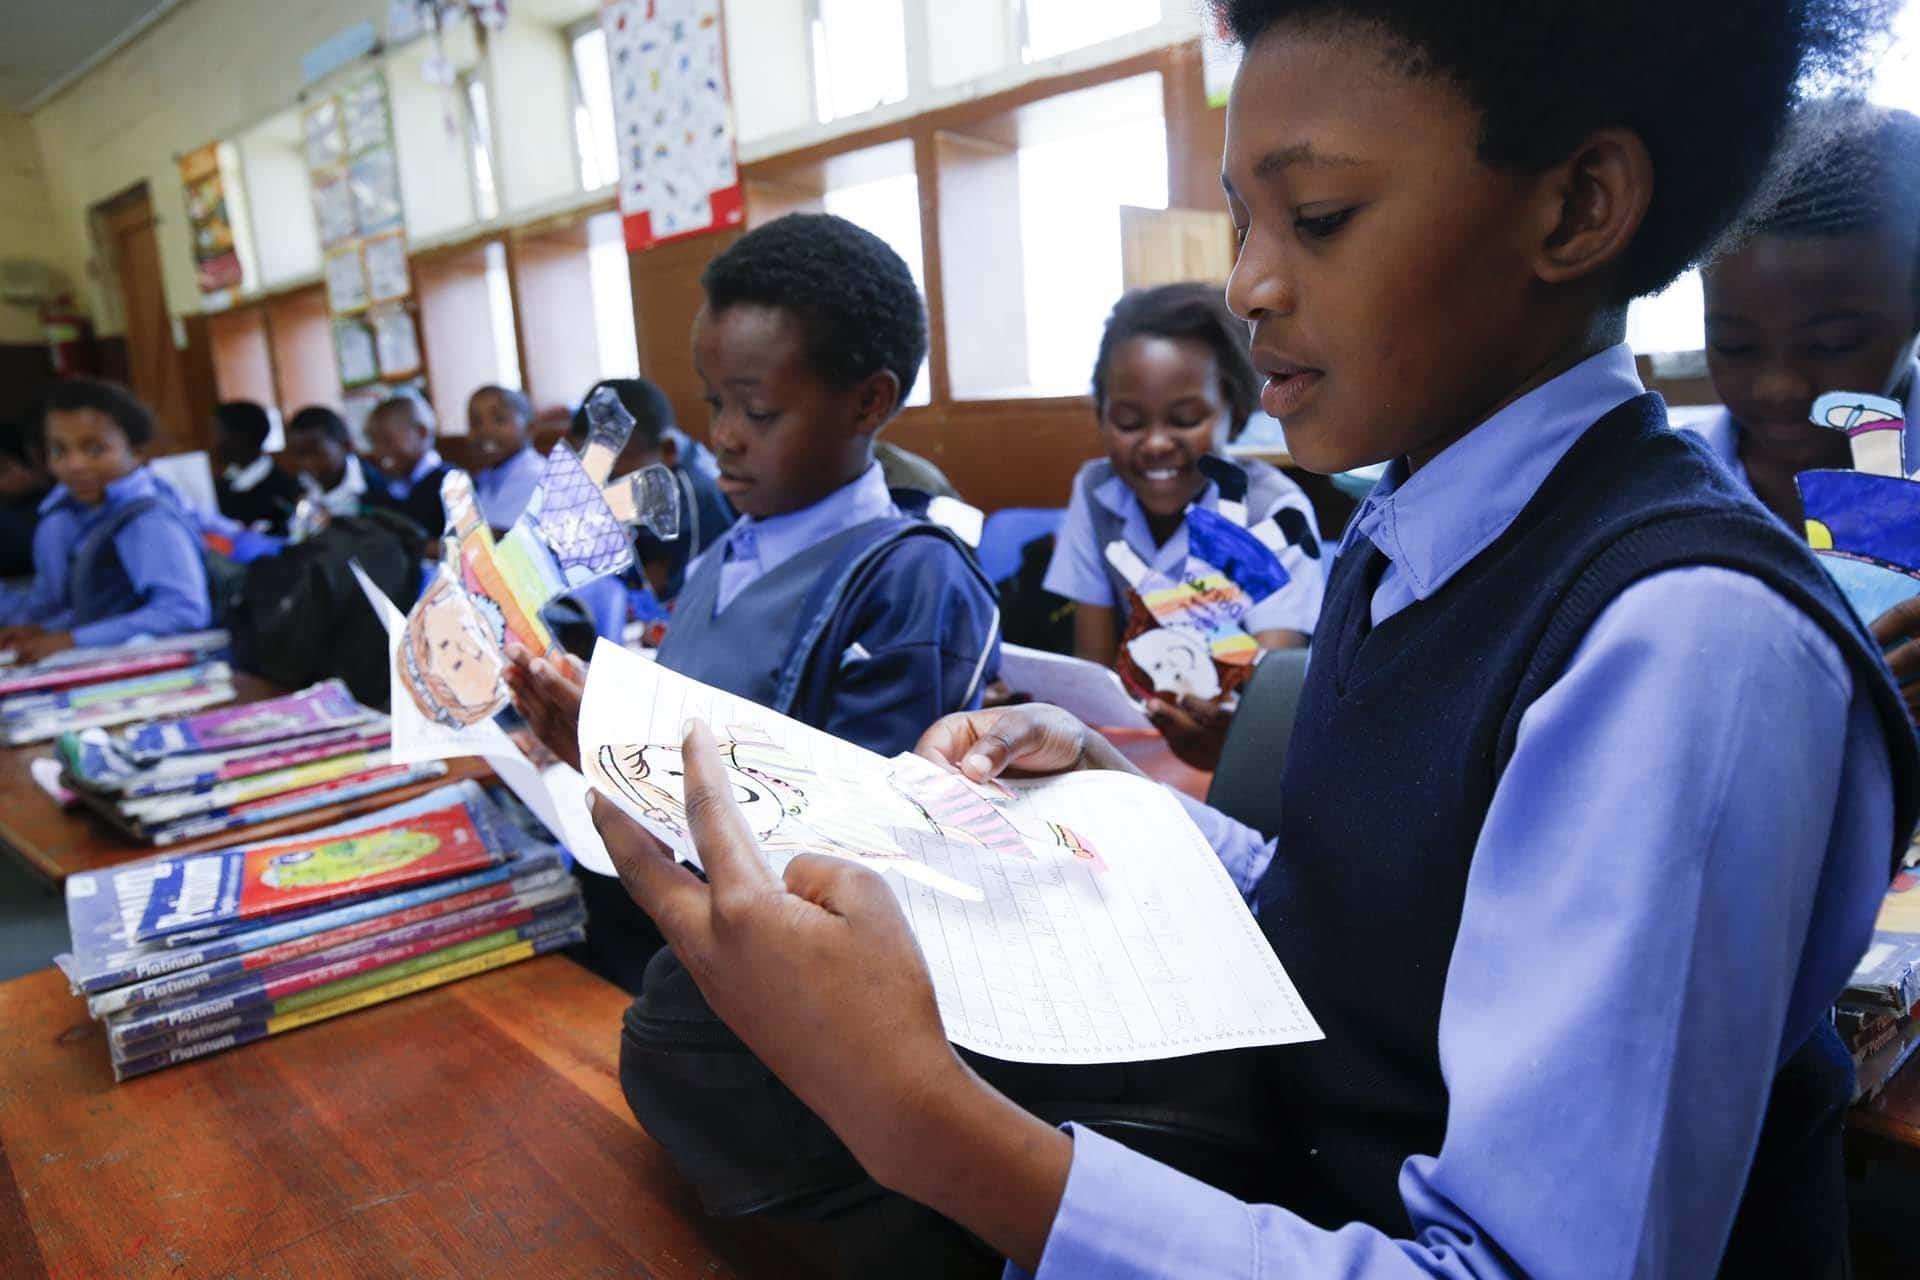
[0, 112, 62, 343]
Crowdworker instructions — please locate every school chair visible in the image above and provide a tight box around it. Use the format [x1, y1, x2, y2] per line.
[1205, 645, 1312, 843]
[975, 507, 1064, 585]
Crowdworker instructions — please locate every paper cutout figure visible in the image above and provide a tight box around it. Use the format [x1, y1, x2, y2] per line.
[1797, 389, 1920, 623]
[399, 386, 681, 728]
[1810, 391, 1908, 479]
[1103, 500, 1290, 703]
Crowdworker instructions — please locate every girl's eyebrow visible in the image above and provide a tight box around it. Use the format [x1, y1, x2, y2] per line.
[1254, 142, 1364, 179]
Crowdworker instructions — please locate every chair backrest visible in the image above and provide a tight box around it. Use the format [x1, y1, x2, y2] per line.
[1204, 646, 1311, 841]
[976, 507, 1064, 584]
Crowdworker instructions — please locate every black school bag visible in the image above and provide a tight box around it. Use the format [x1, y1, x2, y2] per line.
[230, 510, 423, 709]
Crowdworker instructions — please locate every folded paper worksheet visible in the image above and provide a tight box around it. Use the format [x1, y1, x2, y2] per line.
[578, 640, 1321, 1065]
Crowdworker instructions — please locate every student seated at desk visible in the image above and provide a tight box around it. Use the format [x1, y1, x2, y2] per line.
[282, 406, 370, 518]
[363, 390, 453, 537]
[1694, 102, 1920, 722]
[508, 213, 998, 989]
[1045, 282, 1325, 764]
[0, 380, 210, 662]
[467, 384, 544, 530]
[567, 3, 1919, 1277]
[0, 421, 51, 580]
[211, 401, 301, 535]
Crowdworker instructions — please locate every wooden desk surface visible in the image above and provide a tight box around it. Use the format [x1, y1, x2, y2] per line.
[0, 674, 491, 886]
[0, 956, 830, 1279]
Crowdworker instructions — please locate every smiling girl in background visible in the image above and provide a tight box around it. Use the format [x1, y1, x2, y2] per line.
[1044, 283, 1325, 763]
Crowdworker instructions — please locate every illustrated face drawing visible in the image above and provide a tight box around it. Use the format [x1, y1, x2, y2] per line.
[1126, 626, 1222, 701]
[403, 571, 510, 728]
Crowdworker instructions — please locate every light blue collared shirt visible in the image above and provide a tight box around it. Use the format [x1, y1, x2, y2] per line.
[379, 448, 444, 502]
[1022, 343, 1896, 1278]
[1044, 460, 1326, 635]
[694, 462, 897, 615]
[0, 466, 212, 647]
[471, 444, 544, 529]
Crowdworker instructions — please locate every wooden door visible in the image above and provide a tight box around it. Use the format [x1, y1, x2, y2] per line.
[95, 186, 215, 454]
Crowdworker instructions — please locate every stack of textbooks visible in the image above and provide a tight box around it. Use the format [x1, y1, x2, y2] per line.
[58, 680, 446, 846]
[55, 780, 584, 1081]
[0, 631, 235, 745]
[1841, 931, 1920, 1102]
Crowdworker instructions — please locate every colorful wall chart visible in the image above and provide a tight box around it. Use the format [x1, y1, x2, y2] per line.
[304, 72, 424, 388]
[599, 0, 745, 252]
[178, 143, 242, 298]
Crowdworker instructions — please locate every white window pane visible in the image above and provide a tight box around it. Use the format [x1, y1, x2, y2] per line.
[484, 241, 522, 390]
[1626, 269, 1705, 357]
[572, 26, 619, 191]
[812, 0, 909, 123]
[1022, 0, 1161, 63]
[465, 77, 501, 221]
[588, 211, 642, 380]
[1871, 0, 1920, 112]
[823, 165, 931, 405]
[1016, 86, 1168, 396]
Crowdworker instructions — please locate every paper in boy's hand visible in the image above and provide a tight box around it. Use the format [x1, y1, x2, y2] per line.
[390, 386, 681, 730]
[578, 639, 1322, 1065]
[1797, 390, 1920, 624]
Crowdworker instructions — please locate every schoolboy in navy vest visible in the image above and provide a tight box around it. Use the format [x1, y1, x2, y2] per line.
[363, 390, 453, 537]
[0, 380, 210, 663]
[572, 2, 1920, 1277]
[508, 213, 997, 989]
[1695, 102, 1920, 726]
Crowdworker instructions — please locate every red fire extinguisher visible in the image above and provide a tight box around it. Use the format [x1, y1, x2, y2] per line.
[41, 296, 98, 377]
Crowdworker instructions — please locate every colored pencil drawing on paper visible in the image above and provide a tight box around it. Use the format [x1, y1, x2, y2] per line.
[1797, 390, 1920, 623]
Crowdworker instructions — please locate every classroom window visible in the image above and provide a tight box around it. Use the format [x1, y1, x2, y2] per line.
[463, 73, 502, 222]
[940, 71, 1168, 400]
[1020, 0, 1163, 63]
[485, 241, 522, 390]
[1625, 270, 1705, 358]
[569, 21, 619, 191]
[416, 239, 523, 430]
[810, 0, 910, 124]
[586, 211, 641, 380]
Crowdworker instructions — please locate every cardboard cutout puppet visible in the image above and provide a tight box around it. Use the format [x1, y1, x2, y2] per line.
[1105, 499, 1292, 705]
[1795, 390, 1920, 624]
[401, 386, 680, 728]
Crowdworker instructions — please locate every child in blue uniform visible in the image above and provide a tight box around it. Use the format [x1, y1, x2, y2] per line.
[573, 3, 1920, 1278]
[1696, 103, 1920, 726]
[1046, 282, 1325, 764]
[0, 380, 210, 662]
[363, 391, 452, 537]
[466, 384, 544, 530]
[509, 214, 998, 988]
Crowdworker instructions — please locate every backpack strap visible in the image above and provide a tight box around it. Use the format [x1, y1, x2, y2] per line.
[770, 517, 1000, 717]
[69, 497, 183, 626]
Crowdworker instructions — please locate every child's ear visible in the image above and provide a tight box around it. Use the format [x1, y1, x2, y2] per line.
[1528, 126, 1653, 289]
[849, 370, 903, 437]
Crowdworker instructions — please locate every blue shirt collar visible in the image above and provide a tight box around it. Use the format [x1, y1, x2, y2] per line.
[1343, 343, 1645, 602]
[724, 461, 895, 575]
[1091, 464, 1234, 559]
[41, 464, 167, 516]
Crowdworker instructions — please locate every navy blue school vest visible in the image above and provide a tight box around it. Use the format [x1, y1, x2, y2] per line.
[1254, 394, 1918, 1267]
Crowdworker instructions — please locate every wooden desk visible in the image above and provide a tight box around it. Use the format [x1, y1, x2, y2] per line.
[0, 673, 491, 885]
[0, 956, 830, 1279]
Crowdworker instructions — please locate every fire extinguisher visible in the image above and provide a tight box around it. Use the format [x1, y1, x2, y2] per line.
[41, 296, 98, 377]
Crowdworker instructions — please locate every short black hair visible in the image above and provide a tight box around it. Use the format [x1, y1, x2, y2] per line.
[471, 384, 532, 421]
[1093, 283, 1262, 440]
[214, 400, 273, 450]
[701, 213, 927, 405]
[572, 377, 676, 447]
[287, 405, 351, 446]
[1741, 100, 1920, 310]
[0, 420, 28, 464]
[1214, 0, 1896, 300]
[371, 389, 435, 431]
[36, 378, 155, 449]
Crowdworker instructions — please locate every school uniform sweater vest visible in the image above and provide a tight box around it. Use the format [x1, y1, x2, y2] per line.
[1253, 394, 1918, 1265]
